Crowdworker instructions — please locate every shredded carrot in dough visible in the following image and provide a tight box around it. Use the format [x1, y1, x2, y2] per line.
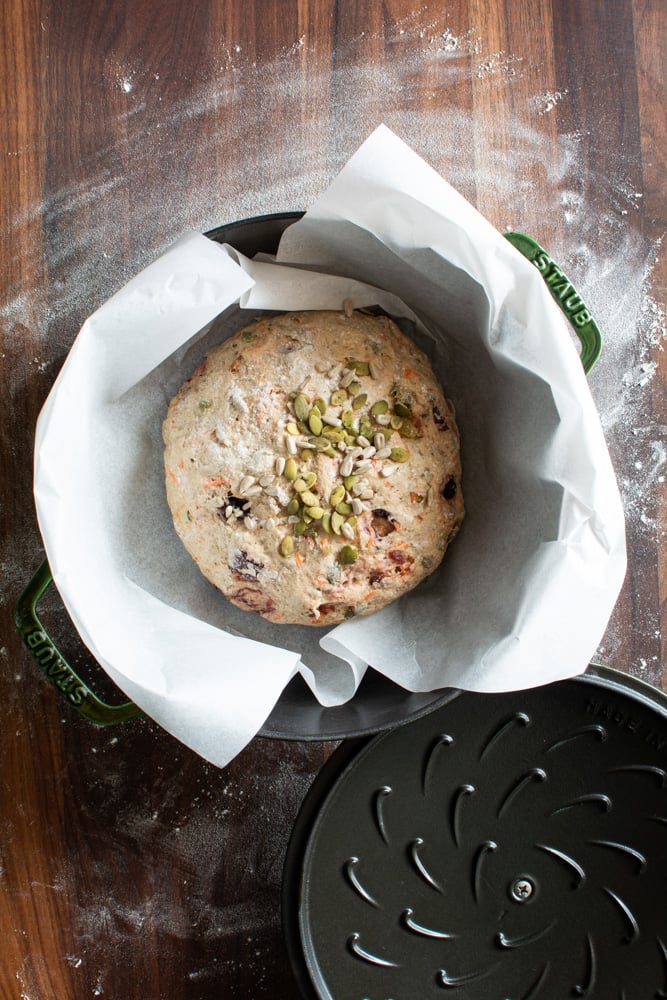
[202, 476, 228, 489]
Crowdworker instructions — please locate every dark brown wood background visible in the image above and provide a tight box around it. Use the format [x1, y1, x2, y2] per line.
[1, 1, 665, 997]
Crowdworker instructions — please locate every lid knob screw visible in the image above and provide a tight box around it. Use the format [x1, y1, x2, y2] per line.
[510, 878, 535, 902]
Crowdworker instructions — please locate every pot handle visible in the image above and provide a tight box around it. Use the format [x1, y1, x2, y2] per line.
[503, 232, 602, 373]
[15, 560, 143, 725]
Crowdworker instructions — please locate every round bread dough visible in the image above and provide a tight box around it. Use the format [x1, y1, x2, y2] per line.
[163, 309, 464, 626]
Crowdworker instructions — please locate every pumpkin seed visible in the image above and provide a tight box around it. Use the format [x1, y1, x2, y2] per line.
[307, 506, 325, 519]
[294, 477, 308, 492]
[313, 397, 327, 415]
[331, 511, 344, 535]
[323, 445, 337, 458]
[279, 536, 294, 557]
[347, 380, 362, 397]
[303, 471, 318, 488]
[371, 399, 389, 417]
[329, 484, 346, 506]
[301, 449, 314, 461]
[330, 388, 348, 407]
[390, 415, 403, 430]
[286, 421, 300, 436]
[352, 392, 368, 410]
[390, 447, 409, 463]
[321, 512, 332, 534]
[347, 515, 358, 527]
[394, 401, 412, 418]
[338, 544, 359, 564]
[294, 392, 311, 421]
[284, 458, 298, 481]
[293, 520, 308, 536]
[287, 497, 300, 516]
[341, 409, 355, 428]
[336, 501, 353, 515]
[308, 410, 323, 435]
[398, 420, 420, 438]
[301, 490, 319, 507]
[347, 358, 370, 376]
[343, 474, 358, 491]
[359, 422, 375, 440]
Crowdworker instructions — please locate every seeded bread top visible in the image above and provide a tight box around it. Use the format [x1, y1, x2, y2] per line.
[162, 309, 464, 626]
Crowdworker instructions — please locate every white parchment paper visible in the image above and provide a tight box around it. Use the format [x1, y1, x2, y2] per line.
[34, 126, 627, 766]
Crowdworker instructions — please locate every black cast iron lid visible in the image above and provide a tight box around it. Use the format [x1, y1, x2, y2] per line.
[283, 666, 667, 999]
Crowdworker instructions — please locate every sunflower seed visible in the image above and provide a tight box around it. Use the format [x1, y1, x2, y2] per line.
[238, 475, 256, 494]
[339, 454, 354, 477]
[354, 459, 372, 474]
[380, 464, 398, 478]
[274, 456, 286, 476]
[374, 446, 392, 459]
[285, 434, 297, 455]
[362, 446, 376, 459]
[244, 484, 264, 495]
[374, 432, 386, 449]
[341, 522, 355, 539]
[259, 475, 274, 488]
[351, 498, 363, 515]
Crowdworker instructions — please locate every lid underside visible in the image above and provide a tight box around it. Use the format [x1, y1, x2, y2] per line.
[294, 669, 667, 999]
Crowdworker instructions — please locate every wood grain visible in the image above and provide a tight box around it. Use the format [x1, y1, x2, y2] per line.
[1, 0, 665, 996]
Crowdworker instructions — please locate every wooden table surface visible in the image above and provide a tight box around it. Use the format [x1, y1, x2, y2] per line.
[1, 1, 665, 997]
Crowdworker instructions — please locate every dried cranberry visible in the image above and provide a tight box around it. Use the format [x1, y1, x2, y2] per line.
[432, 406, 449, 431]
[231, 587, 275, 614]
[371, 508, 397, 537]
[230, 549, 263, 582]
[388, 549, 408, 565]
